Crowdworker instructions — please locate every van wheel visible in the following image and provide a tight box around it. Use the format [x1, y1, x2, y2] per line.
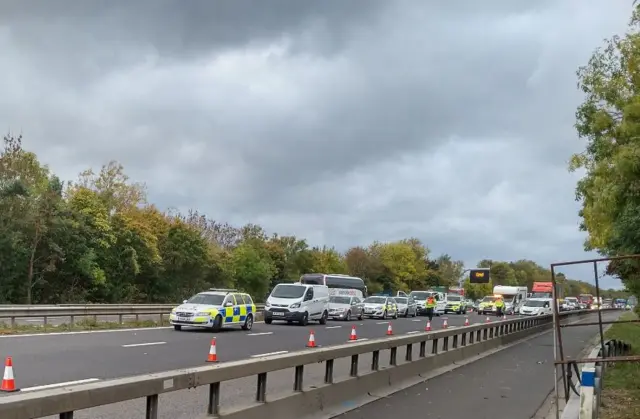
[242, 314, 253, 330]
[212, 315, 223, 333]
[358, 312, 363, 320]
[319, 311, 328, 325]
[300, 312, 309, 326]
[382, 310, 387, 320]
[345, 311, 351, 321]
[265, 318, 273, 324]
[173, 325, 182, 331]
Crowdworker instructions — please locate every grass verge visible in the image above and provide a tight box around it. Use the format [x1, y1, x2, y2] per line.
[0, 318, 164, 335]
[600, 311, 640, 419]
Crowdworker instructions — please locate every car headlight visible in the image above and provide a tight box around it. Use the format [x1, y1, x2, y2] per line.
[195, 312, 210, 316]
[290, 303, 301, 309]
[265, 302, 271, 308]
[377, 305, 384, 310]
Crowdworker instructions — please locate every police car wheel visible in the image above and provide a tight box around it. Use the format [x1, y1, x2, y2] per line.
[264, 318, 273, 324]
[345, 310, 351, 321]
[358, 312, 363, 320]
[242, 314, 253, 330]
[212, 315, 223, 332]
[174, 325, 182, 331]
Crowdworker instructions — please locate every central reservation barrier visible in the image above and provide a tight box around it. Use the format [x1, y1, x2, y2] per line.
[0, 309, 605, 419]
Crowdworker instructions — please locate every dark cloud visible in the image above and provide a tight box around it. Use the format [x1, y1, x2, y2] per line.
[0, 0, 633, 288]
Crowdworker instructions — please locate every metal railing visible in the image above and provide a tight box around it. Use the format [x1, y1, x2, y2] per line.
[0, 309, 602, 419]
[0, 304, 265, 328]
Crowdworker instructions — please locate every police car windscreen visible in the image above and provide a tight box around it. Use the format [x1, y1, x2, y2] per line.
[187, 294, 224, 305]
[329, 296, 350, 304]
[482, 296, 497, 302]
[447, 295, 461, 301]
[364, 297, 386, 304]
[272, 284, 306, 298]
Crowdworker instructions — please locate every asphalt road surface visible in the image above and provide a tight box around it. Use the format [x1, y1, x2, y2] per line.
[6, 314, 168, 327]
[0, 311, 569, 419]
[334, 310, 621, 419]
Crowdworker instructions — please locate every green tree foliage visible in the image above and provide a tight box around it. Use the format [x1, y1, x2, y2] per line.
[0, 136, 627, 303]
[570, 5, 640, 298]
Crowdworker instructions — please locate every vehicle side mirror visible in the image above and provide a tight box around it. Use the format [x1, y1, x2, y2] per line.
[183, 300, 188, 304]
[351, 301, 357, 305]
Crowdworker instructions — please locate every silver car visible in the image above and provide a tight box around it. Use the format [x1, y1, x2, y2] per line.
[394, 296, 417, 317]
[328, 296, 364, 321]
[362, 296, 398, 319]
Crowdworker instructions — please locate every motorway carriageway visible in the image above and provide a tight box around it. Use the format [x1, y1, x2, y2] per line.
[0, 313, 534, 419]
[1, 312, 493, 390]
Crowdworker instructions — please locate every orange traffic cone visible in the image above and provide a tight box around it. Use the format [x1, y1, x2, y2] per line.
[1, 357, 18, 392]
[442, 318, 448, 329]
[306, 330, 317, 348]
[206, 338, 218, 362]
[464, 317, 470, 326]
[386, 322, 393, 335]
[349, 325, 358, 341]
[486, 316, 491, 323]
[425, 320, 432, 331]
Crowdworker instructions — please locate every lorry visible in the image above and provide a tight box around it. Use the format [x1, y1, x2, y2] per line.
[492, 285, 528, 314]
[531, 282, 556, 299]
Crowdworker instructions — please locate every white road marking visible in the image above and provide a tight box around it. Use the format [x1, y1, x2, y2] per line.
[251, 351, 289, 357]
[22, 378, 100, 392]
[406, 331, 420, 334]
[376, 321, 389, 324]
[247, 332, 272, 336]
[347, 338, 369, 342]
[325, 326, 342, 329]
[25, 319, 43, 323]
[411, 319, 423, 322]
[122, 341, 166, 348]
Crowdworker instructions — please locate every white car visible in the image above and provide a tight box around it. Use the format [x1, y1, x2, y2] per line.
[519, 298, 553, 316]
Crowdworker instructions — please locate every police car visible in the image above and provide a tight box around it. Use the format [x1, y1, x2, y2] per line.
[170, 289, 257, 332]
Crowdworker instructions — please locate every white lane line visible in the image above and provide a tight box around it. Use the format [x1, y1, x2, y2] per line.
[22, 378, 100, 392]
[376, 321, 389, 324]
[325, 326, 342, 329]
[406, 331, 420, 334]
[251, 351, 289, 357]
[122, 341, 166, 348]
[0, 326, 174, 339]
[411, 319, 423, 322]
[347, 338, 369, 343]
[247, 332, 273, 336]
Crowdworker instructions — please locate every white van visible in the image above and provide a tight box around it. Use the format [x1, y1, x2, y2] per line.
[264, 283, 329, 326]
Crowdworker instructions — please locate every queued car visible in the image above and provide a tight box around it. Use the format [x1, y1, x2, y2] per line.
[394, 296, 417, 317]
[328, 295, 364, 321]
[519, 298, 553, 316]
[362, 296, 398, 319]
[170, 288, 256, 332]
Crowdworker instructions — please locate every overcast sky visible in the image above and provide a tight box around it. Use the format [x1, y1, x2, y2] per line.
[0, 0, 632, 289]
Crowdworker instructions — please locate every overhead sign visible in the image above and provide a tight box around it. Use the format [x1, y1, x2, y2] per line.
[469, 269, 490, 284]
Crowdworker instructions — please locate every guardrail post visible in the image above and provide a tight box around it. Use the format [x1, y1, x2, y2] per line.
[207, 382, 220, 416]
[256, 373, 267, 402]
[146, 394, 158, 419]
[43, 316, 48, 328]
[293, 365, 304, 392]
[118, 314, 123, 324]
[69, 315, 74, 327]
[325, 359, 335, 383]
[350, 354, 359, 376]
[10, 317, 15, 329]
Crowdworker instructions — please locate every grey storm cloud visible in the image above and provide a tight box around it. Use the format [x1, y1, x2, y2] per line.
[0, 0, 633, 288]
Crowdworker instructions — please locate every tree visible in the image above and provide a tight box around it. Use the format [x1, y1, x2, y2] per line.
[570, 4, 640, 298]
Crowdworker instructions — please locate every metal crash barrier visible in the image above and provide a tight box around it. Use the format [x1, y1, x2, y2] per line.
[0, 309, 609, 419]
